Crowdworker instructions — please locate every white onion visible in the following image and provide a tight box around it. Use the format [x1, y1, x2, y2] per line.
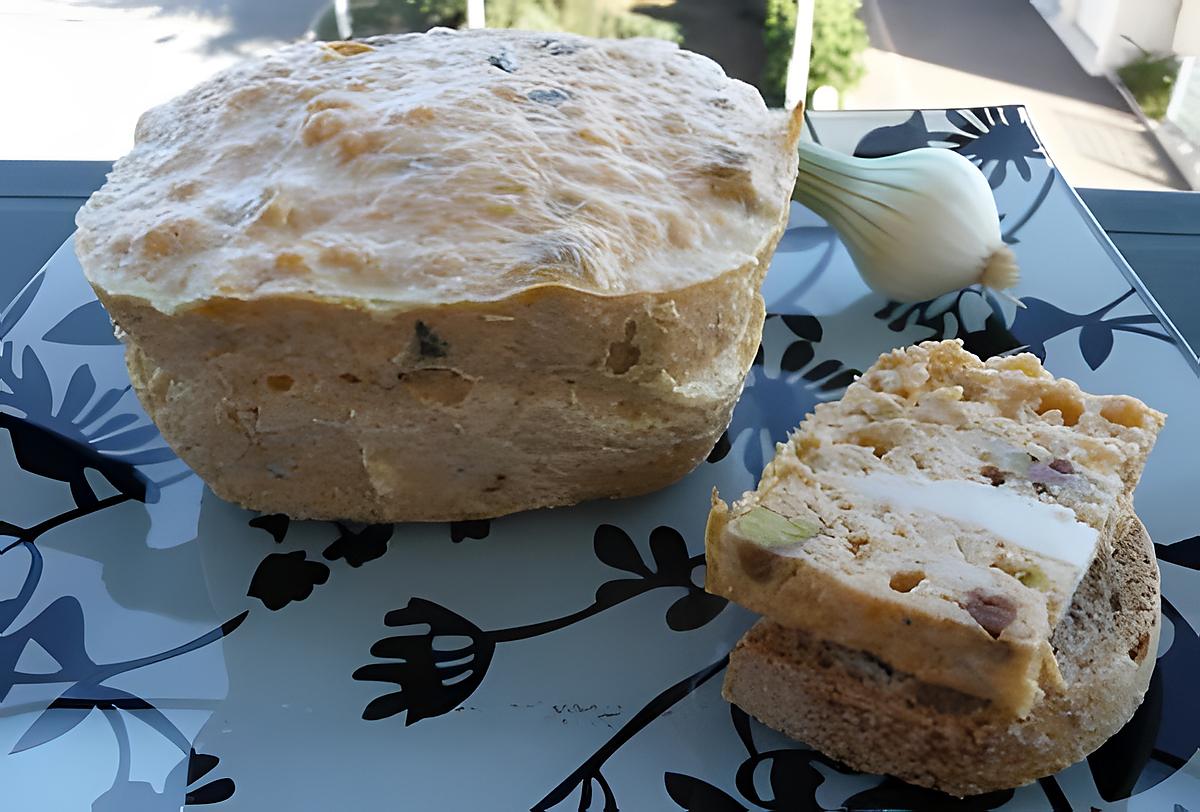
[794, 140, 1021, 304]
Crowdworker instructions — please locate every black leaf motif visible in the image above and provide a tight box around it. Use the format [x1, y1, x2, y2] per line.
[853, 111, 956, 158]
[577, 769, 618, 812]
[649, 526, 689, 572]
[594, 577, 651, 606]
[323, 523, 393, 567]
[664, 772, 747, 811]
[665, 592, 728, 632]
[249, 513, 290, 544]
[449, 519, 490, 543]
[188, 751, 220, 784]
[353, 598, 495, 724]
[41, 300, 119, 345]
[806, 359, 844, 383]
[943, 106, 1044, 189]
[593, 524, 651, 577]
[1009, 290, 1172, 364]
[1157, 537, 1200, 569]
[184, 749, 236, 805]
[0, 346, 166, 505]
[0, 270, 44, 340]
[820, 368, 858, 392]
[706, 430, 731, 464]
[780, 340, 814, 373]
[780, 314, 822, 343]
[733, 749, 826, 810]
[1037, 776, 1072, 812]
[874, 290, 1022, 361]
[187, 777, 235, 806]
[842, 778, 1013, 810]
[1079, 324, 1115, 370]
[247, 551, 330, 610]
[725, 340, 860, 478]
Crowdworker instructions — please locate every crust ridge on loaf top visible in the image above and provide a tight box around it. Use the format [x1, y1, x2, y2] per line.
[75, 29, 801, 314]
[705, 339, 1164, 716]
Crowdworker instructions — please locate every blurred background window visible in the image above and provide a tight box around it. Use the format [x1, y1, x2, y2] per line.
[3, 0, 1195, 190]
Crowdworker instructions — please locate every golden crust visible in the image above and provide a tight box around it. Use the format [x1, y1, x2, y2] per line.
[75, 30, 800, 313]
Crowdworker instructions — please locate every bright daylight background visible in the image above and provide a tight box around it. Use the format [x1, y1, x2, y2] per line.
[2, 0, 1198, 189]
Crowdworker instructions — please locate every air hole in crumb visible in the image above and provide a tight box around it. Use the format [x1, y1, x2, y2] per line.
[340, 373, 361, 383]
[1129, 632, 1150, 662]
[1036, 390, 1082, 426]
[266, 374, 294, 392]
[837, 501, 853, 511]
[1110, 592, 1122, 612]
[889, 571, 924, 593]
[852, 434, 893, 458]
[1101, 398, 1145, 429]
[605, 320, 640, 374]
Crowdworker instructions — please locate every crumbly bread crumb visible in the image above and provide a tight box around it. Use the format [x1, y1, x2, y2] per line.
[722, 504, 1160, 796]
[707, 340, 1164, 714]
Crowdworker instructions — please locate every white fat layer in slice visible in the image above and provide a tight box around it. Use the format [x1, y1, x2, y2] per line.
[836, 472, 1099, 571]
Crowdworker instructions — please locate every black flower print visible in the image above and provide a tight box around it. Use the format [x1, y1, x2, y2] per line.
[853, 110, 956, 158]
[665, 706, 1015, 812]
[246, 513, 333, 609]
[534, 657, 729, 811]
[665, 772, 746, 811]
[943, 106, 1045, 188]
[323, 523, 393, 567]
[874, 289, 1023, 360]
[0, 540, 246, 764]
[356, 524, 724, 723]
[247, 551, 330, 611]
[353, 598, 496, 724]
[851, 106, 1045, 189]
[717, 315, 859, 477]
[0, 344, 175, 506]
[1009, 289, 1173, 369]
[183, 750, 236, 806]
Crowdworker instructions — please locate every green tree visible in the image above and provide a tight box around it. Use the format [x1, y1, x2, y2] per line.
[313, 0, 679, 43]
[762, 0, 868, 108]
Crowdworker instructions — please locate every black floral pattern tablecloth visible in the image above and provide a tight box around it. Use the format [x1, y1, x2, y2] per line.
[0, 108, 1197, 811]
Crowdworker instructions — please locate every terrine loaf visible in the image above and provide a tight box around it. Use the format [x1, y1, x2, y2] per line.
[74, 29, 802, 522]
[706, 340, 1164, 716]
[723, 504, 1160, 796]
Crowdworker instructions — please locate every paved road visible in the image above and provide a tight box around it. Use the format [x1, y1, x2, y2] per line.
[847, 0, 1187, 190]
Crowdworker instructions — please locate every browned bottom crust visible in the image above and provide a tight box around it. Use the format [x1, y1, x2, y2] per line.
[722, 507, 1160, 796]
